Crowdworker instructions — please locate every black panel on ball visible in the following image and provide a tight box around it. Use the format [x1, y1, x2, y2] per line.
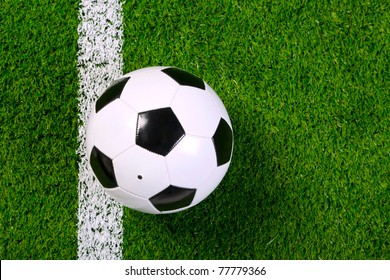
[149, 185, 196, 212]
[162, 67, 205, 90]
[136, 108, 185, 156]
[89, 146, 117, 188]
[212, 118, 233, 166]
[95, 76, 130, 113]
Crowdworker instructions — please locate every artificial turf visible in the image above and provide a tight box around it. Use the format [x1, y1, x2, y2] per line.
[1, 0, 80, 259]
[121, 0, 389, 259]
[0, 0, 388, 260]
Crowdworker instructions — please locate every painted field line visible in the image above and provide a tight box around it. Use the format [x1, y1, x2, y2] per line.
[77, 0, 124, 260]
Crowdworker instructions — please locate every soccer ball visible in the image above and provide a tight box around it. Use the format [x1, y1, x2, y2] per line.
[86, 66, 233, 214]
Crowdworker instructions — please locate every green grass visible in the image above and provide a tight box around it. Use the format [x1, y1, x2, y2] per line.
[122, 0, 389, 259]
[1, 0, 80, 259]
[1, 0, 388, 259]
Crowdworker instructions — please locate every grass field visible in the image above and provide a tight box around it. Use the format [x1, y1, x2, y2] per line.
[1, 0, 389, 259]
[1, 0, 80, 258]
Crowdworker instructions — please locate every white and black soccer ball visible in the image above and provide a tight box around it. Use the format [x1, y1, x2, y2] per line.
[86, 66, 233, 214]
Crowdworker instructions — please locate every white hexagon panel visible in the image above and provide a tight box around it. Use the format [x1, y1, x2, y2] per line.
[113, 145, 170, 198]
[191, 163, 231, 206]
[91, 99, 137, 159]
[171, 86, 221, 138]
[120, 67, 179, 112]
[205, 83, 232, 128]
[166, 135, 217, 189]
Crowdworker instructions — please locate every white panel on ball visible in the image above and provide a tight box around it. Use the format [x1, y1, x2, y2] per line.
[113, 145, 171, 198]
[93, 99, 137, 159]
[192, 162, 230, 206]
[166, 135, 217, 189]
[124, 66, 166, 76]
[105, 187, 159, 214]
[120, 67, 179, 112]
[205, 83, 232, 128]
[171, 86, 221, 138]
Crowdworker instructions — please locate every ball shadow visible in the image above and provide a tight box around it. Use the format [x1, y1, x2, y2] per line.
[124, 114, 286, 259]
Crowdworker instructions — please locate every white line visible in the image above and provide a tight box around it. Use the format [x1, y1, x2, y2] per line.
[77, 0, 124, 260]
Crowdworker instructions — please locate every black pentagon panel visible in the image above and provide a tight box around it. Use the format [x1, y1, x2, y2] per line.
[136, 108, 185, 156]
[96, 76, 130, 113]
[90, 146, 117, 188]
[149, 185, 196, 212]
[212, 118, 233, 166]
[162, 67, 205, 90]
